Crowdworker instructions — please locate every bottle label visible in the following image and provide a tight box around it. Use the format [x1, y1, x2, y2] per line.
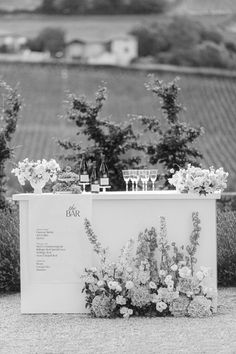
[80, 174, 89, 183]
[100, 177, 109, 186]
[91, 184, 100, 193]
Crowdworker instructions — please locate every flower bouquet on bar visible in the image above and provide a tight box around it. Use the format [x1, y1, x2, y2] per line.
[12, 158, 60, 194]
[168, 165, 228, 196]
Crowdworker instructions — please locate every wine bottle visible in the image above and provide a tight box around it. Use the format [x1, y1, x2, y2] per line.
[79, 153, 89, 183]
[99, 154, 109, 186]
[90, 162, 100, 193]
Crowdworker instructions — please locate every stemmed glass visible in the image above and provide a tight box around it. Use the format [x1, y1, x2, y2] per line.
[143, 170, 150, 191]
[130, 170, 139, 192]
[150, 169, 158, 191]
[122, 170, 130, 191]
[139, 170, 149, 191]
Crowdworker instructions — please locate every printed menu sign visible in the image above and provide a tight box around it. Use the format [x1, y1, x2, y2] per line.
[28, 195, 92, 284]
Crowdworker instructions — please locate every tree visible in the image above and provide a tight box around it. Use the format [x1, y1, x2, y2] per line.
[0, 81, 22, 209]
[58, 86, 144, 191]
[28, 27, 65, 57]
[39, 0, 57, 14]
[141, 75, 204, 188]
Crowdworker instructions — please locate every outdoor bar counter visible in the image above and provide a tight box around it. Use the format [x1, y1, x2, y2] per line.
[13, 191, 220, 313]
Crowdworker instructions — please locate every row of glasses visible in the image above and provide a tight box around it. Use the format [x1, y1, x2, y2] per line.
[122, 169, 158, 191]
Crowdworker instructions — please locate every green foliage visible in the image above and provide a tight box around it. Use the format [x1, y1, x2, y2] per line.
[217, 210, 236, 286]
[0, 206, 20, 292]
[58, 86, 143, 190]
[185, 212, 201, 275]
[27, 27, 65, 57]
[136, 227, 158, 281]
[141, 75, 203, 188]
[132, 16, 236, 69]
[0, 81, 22, 209]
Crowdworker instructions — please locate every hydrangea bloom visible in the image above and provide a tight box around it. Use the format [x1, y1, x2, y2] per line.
[188, 296, 212, 317]
[169, 295, 190, 317]
[157, 287, 179, 304]
[91, 295, 114, 318]
[130, 286, 152, 307]
[177, 278, 195, 295]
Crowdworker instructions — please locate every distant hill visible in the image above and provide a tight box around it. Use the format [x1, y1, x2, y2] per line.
[174, 0, 236, 15]
[3, 0, 236, 15]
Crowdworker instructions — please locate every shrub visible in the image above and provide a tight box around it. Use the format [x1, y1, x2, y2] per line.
[58, 86, 144, 191]
[140, 76, 204, 188]
[217, 210, 236, 286]
[0, 206, 20, 292]
[0, 81, 22, 210]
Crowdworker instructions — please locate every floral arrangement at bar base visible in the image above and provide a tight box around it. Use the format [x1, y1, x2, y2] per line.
[52, 166, 81, 194]
[82, 212, 217, 319]
[168, 165, 228, 196]
[12, 158, 60, 194]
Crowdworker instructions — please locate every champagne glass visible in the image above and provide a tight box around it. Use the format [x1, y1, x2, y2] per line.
[134, 170, 140, 191]
[150, 169, 158, 191]
[130, 170, 138, 192]
[122, 170, 130, 191]
[143, 170, 150, 191]
[139, 170, 146, 191]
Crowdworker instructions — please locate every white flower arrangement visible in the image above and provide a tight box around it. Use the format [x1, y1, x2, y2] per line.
[168, 164, 228, 196]
[12, 158, 60, 192]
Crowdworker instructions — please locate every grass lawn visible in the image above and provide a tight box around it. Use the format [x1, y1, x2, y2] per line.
[0, 288, 236, 353]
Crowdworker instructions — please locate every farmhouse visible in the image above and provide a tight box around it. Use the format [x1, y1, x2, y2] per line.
[0, 34, 27, 53]
[65, 35, 138, 66]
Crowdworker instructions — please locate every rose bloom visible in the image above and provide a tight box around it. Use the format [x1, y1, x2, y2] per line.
[116, 284, 122, 292]
[108, 281, 119, 290]
[171, 264, 178, 272]
[196, 271, 204, 281]
[179, 266, 191, 278]
[156, 301, 167, 312]
[200, 266, 210, 277]
[97, 280, 104, 287]
[164, 275, 172, 285]
[116, 295, 126, 305]
[120, 306, 133, 318]
[125, 281, 134, 290]
[149, 281, 157, 289]
[167, 283, 174, 292]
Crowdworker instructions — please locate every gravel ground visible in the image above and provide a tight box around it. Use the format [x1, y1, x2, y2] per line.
[0, 288, 236, 354]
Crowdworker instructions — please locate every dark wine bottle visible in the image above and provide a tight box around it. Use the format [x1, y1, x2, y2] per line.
[90, 162, 100, 193]
[79, 153, 89, 183]
[99, 154, 109, 186]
